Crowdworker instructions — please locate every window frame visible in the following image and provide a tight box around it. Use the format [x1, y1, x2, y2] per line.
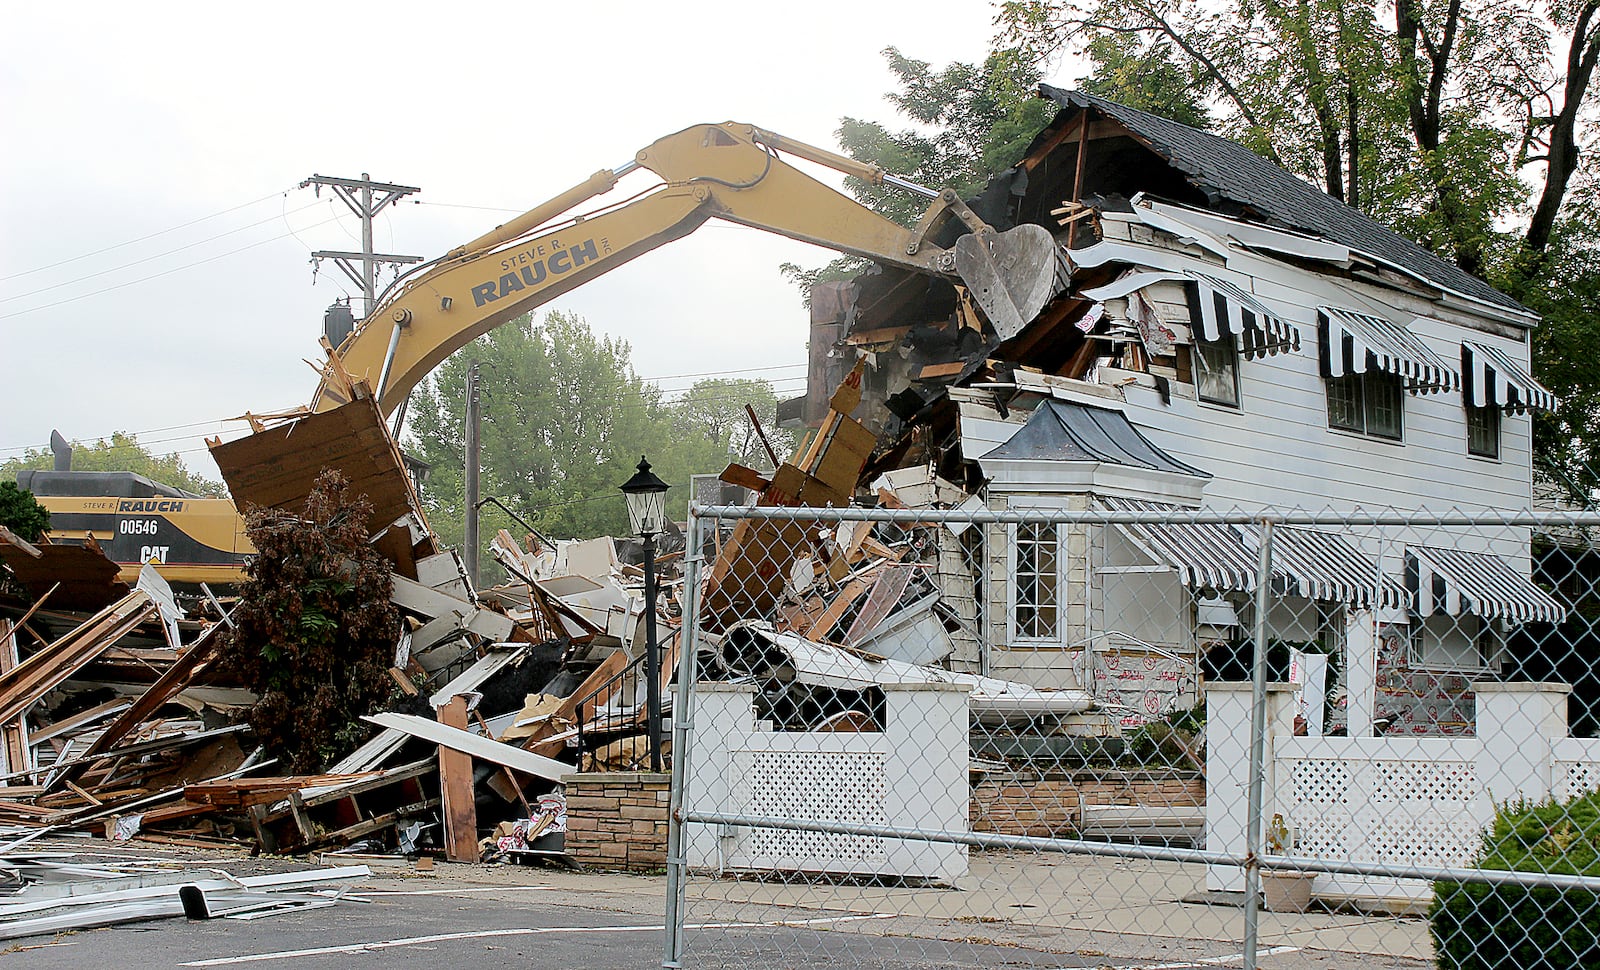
[1325, 371, 1405, 441]
[1193, 331, 1242, 408]
[1009, 521, 1065, 645]
[1466, 404, 1501, 459]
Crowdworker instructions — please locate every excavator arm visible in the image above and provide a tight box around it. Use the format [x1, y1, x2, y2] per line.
[314, 122, 1062, 415]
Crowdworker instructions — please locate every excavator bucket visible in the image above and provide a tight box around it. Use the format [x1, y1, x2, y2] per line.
[953, 223, 1067, 342]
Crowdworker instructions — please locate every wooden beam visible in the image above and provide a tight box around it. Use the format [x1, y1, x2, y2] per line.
[436, 697, 478, 863]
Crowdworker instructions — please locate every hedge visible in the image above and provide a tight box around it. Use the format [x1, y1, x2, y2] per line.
[1432, 791, 1600, 969]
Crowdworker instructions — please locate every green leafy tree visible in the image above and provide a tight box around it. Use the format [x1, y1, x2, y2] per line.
[781, 47, 1056, 297]
[0, 483, 49, 543]
[407, 311, 665, 560]
[669, 378, 795, 473]
[403, 310, 784, 576]
[1079, 34, 1212, 129]
[0, 431, 225, 497]
[216, 469, 401, 774]
[407, 313, 794, 576]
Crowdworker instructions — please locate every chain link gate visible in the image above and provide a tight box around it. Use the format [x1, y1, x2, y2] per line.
[660, 502, 1600, 970]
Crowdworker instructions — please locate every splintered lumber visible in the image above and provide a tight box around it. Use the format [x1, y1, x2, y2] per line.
[0, 539, 130, 611]
[362, 713, 570, 782]
[46, 618, 225, 792]
[0, 621, 29, 776]
[0, 591, 155, 728]
[514, 648, 628, 758]
[436, 697, 477, 863]
[330, 644, 528, 774]
[701, 363, 875, 633]
[183, 773, 380, 808]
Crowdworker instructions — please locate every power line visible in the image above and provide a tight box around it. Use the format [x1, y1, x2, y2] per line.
[0, 187, 300, 282]
[0, 201, 323, 304]
[0, 215, 343, 322]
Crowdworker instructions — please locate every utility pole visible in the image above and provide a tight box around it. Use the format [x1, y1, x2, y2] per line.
[300, 173, 423, 318]
[463, 360, 482, 588]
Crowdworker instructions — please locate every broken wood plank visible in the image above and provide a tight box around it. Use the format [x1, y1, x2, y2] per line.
[362, 713, 570, 782]
[436, 697, 477, 863]
[44, 617, 225, 792]
[0, 592, 156, 728]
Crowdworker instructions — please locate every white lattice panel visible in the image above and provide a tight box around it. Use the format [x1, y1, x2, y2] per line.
[1371, 760, 1477, 804]
[1559, 762, 1600, 800]
[1290, 759, 1352, 805]
[1284, 754, 1481, 884]
[729, 749, 888, 869]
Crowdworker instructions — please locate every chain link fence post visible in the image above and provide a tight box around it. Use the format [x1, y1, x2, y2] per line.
[662, 508, 709, 969]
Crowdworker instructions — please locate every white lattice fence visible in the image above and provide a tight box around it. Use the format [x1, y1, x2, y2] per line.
[1552, 738, 1600, 800]
[730, 748, 889, 869]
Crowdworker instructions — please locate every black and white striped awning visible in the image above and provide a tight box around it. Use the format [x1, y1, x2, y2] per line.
[1407, 546, 1565, 625]
[1184, 272, 1301, 359]
[1099, 497, 1397, 607]
[1102, 497, 1262, 593]
[1462, 341, 1558, 413]
[1256, 526, 1405, 611]
[1317, 306, 1459, 394]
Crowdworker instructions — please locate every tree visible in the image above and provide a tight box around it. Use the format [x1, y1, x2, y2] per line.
[1078, 34, 1212, 129]
[0, 483, 49, 543]
[0, 431, 225, 497]
[781, 47, 1057, 297]
[669, 378, 795, 473]
[215, 469, 401, 774]
[407, 311, 789, 576]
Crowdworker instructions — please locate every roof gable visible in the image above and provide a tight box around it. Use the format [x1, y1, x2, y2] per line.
[1036, 86, 1528, 318]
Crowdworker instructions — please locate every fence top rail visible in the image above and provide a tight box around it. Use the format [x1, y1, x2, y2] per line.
[690, 503, 1600, 529]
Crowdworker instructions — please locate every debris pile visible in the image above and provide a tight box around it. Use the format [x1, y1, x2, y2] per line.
[0, 361, 1100, 871]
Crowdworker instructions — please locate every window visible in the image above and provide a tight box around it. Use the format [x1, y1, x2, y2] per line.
[1326, 372, 1403, 439]
[1013, 523, 1060, 641]
[1467, 405, 1500, 459]
[1194, 332, 1241, 407]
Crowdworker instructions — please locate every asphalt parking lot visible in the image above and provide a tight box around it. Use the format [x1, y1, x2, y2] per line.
[1, 842, 1431, 970]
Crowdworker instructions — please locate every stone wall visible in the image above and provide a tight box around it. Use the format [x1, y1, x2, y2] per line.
[971, 770, 1204, 837]
[561, 771, 669, 871]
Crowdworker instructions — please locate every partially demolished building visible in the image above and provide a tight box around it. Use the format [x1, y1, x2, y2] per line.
[788, 87, 1564, 735]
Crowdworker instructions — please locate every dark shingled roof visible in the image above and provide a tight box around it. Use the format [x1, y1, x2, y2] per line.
[984, 399, 1211, 479]
[1038, 85, 1530, 317]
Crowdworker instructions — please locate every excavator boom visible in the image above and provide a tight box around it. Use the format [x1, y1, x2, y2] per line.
[315, 122, 1063, 415]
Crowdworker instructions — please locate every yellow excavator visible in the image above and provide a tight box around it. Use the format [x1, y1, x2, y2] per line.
[20, 122, 1063, 586]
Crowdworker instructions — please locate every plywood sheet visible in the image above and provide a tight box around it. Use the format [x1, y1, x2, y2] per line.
[0, 541, 129, 612]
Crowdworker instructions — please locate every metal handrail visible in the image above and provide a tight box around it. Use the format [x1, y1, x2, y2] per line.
[574, 650, 650, 765]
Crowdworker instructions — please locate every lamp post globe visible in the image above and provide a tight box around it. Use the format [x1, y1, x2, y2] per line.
[619, 456, 670, 537]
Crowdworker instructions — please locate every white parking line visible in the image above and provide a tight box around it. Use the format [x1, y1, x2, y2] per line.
[344, 896, 556, 902]
[1107, 945, 1302, 970]
[179, 913, 894, 966]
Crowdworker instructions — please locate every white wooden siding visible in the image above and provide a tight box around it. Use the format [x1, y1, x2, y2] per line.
[1099, 230, 1536, 562]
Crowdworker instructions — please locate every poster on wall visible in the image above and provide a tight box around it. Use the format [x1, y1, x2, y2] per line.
[1072, 647, 1199, 727]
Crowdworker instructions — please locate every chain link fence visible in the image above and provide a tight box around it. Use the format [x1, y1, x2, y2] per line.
[660, 502, 1600, 970]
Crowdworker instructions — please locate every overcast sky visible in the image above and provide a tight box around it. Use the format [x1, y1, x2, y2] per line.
[2, 1, 1078, 483]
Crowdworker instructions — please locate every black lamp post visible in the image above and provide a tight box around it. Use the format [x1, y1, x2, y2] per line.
[619, 456, 670, 772]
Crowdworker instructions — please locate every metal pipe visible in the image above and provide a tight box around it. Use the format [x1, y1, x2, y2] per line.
[464, 361, 481, 589]
[882, 173, 940, 199]
[374, 319, 405, 401]
[1242, 518, 1275, 970]
[643, 532, 662, 773]
[663, 514, 707, 969]
[689, 503, 1600, 529]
